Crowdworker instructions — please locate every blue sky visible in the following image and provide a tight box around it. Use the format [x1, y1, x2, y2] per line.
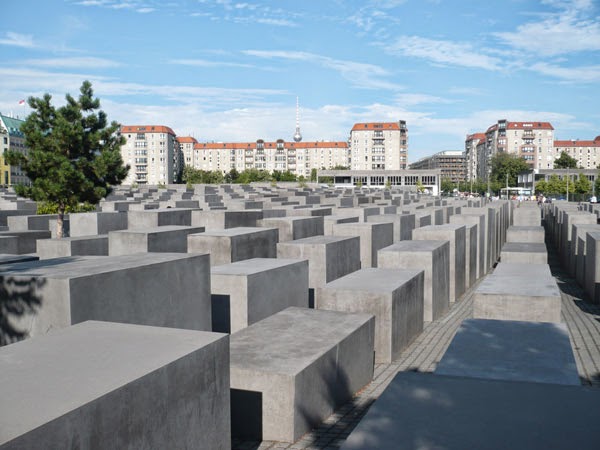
[1, 0, 599, 162]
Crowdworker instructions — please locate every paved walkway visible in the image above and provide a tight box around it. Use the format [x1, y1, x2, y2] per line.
[233, 239, 600, 450]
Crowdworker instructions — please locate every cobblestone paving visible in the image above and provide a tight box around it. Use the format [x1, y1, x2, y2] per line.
[233, 241, 600, 450]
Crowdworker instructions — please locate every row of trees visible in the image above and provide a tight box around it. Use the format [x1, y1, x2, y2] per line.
[182, 167, 325, 185]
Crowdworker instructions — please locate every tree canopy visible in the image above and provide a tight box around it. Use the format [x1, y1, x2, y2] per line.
[5, 81, 129, 237]
[553, 151, 578, 169]
[490, 152, 530, 188]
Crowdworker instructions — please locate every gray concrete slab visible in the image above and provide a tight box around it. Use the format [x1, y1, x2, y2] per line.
[258, 216, 324, 242]
[211, 258, 309, 333]
[500, 242, 548, 264]
[450, 213, 484, 281]
[341, 372, 600, 450]
[506, 225, 545, 243]
[332, 222, 393, 268]
[37, 235, 109, 259]
[366, 213, 415, 242]
[436, 318, 580, 385]
[69, 212, 128, 237]
[127, 208, 194, 229]
[108, 225, 205, 255]
[0, 321, 230, 449]
[318, 268, 423, 363]
[230, 307, 375, 443]
[191, 209, 263, 229]
[378, 240, 449, 322]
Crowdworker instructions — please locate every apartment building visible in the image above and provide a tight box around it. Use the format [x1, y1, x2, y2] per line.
[190, 140, 349, 178]
[0, 114, 28, 186]
[409, 150, 466, 183]
[349, 121, 408, 170]
[464, 133, 486, 181]
[554, 136, 600, 169]
[120, 125, 177, 185]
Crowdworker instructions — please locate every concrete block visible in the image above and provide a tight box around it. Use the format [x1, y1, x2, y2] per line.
[0, 321, 230, 449]
[37, 235, 109, 259]
[127, 208, 193, 229]
[584, 231, 600, 303]
[450, 213, 485, 280]
[188, 227, 278, 266]
[230, 307, 374, 443]
[0, 254, 39, 266]
[0, 253, 212, 340]
[506, 226, 545, 243]
[108, 225, 205, 255]
[436, 319, 580, 385]
[318, 268, 424, 363]
[7, 214, 58, 231]
[191, 209, 263, 229]
[341, 372, 600, 450]
[323, 215, 359, 235]
[500, 242, 548, 264]
[332, 222, 393, 268]
[258, 216, 324, 242]
[69, 212, 128, 237]
[210, 258, 309, 333]
[378, 240, 449, 322]
[412, 224, 466, 302]
[513, 205, 541, 226]
[0, 230, 51, 254]
[367, 213, 415, 242]
[277, 235, 361, 307]
[569, 223, 600, 279]
[493, 262, 552, 278]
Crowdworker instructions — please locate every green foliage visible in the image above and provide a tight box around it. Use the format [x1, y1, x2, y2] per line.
[272, 170, 297, 182]
[546, 174, 567, 195]
[386, 179, 393, 190]
[534, 179, 548, 194]
[182, 166, 224, 185]
[36, 201, 96, 215]
[157, 182, 166, 189]
[574, 173, 592, 194]
[331, 165, 349, 170]
[553, 151, 578, 169]
[440, 178, 455, 194]
[224, 168, 240, 183]
[236, 168, 271, 184]
[310, 168, 318, 182]
[5, 81, 129, 237]
[490, 153, 530, 187]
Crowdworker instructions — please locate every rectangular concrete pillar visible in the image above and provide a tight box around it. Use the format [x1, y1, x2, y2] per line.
[331, 222, 394, 268]
[109, 226, 205, 255]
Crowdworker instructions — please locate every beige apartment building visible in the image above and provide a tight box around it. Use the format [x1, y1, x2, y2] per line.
[464, 133, 486, 181]
[554, 136, 600, 169]
[349, 121, 408, 170]
[189, 139, 349, 178]
[120, 125, 177, 185]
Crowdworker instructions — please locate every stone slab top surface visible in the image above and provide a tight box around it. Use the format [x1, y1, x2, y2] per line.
[323, 268, 423, 293]
[211, 257, 305, 275]
[42, 235, 108, 242]
[507, 226, 544, 231]
[379, 240, 448, 253]
[128, 207, 195, 213]
[476, 273, 560, 297]
[110, 225, 204, 234]
[501, 242, 547, 253]
[193, 226, 276, 237]
[0, 253, 206, 279]
[0, 321, 226, 445]
[492, 262, 552, 278]
[279, 235, 357, 245]
[435, 319, 579, 385]
[230, 307, 373, 376]
[341, 372, 600, 450]
[0, 254, 39, 264]
[414, 224, 465, 232]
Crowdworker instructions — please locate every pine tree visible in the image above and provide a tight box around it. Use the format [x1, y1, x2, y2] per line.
[5, 81, 129, 238]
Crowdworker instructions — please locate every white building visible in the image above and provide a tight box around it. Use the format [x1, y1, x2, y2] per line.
[349, 121, 408, 170]
[120, 125, 177, 185]
[554, 136, 600, 169]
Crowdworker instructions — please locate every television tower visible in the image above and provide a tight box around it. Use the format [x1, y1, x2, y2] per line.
[293, 96, 302, 142]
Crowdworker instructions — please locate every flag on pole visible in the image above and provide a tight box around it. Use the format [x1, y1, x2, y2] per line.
[18, 99, 25, 105]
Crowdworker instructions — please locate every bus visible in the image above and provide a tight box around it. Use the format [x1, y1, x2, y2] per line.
[500, 187, 533, 200]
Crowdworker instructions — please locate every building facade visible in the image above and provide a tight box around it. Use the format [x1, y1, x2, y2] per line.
[554, 136, 600, 170]
[0, 114, 29, 186]
[409, 150, 466, 183]
[349, 121, 408, 170]
[120, 125, 177, 185]
[464, 133, 486, 181]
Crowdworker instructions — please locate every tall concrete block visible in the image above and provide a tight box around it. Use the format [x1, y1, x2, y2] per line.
[332, 222, 393, 268]
[127, 208, 193, 229]
[210, 258, 309, 333]
[69, 212, 128, 237]
[188, 227, 278, 266]
[108, 225, 205, 255]
[277, 235, 361, 307]
[459, 209, 490, 273]
[318, 268, 424, 363]
[0, 253, 212, 340]
[560, 212, 596, 274]
[323, 215, 359, 235]
[230, 307, 374, 443]
[571, 224, 600, 284]
[191, 209, 263, 229]
[412, 224, 466, 302]
[367, 213, 416, 242]
[585, 231, 600, 303]
[0, 321, 230, 449]
[513, 205, 541, 226]
[378, 240, 449, 322]
[450, 213, 484, 281]
[258, 216, 324, 242]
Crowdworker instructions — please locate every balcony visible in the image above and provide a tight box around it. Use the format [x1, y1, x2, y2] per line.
[522, 131, 535, 138]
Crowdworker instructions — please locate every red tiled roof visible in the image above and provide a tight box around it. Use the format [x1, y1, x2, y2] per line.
[466, 133, 486, 141]
[351, 122, 400, 131]
[194, 141, 348, 150]
[508, 121, 554, 130]
[555, 136, 600, 147]
[176, 136, 198, 144]
[120, 125, 176, 135]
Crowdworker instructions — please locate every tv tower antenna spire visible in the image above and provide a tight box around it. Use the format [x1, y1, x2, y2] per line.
[293, 96, 302, 142]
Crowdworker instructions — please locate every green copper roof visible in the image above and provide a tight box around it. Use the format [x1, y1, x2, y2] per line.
[0, 114, 25, 137]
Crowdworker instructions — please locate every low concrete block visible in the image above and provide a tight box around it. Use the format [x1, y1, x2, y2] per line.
[127, 208, 193, 229]
[230, 307, 375, 443]
[506, 226, 545, 243]
[0, 253, 212, 341]
[332, 222, 393, 268]
[366, 213, 415, 242]
[69, 212, 128, 237]
[513, 205, 541, 226]
[188, 227, 278, 265]
[36, 235, 108, 259]
[323, 215, 359, 235]
[0, 230, 51, 254]
[436, 318, 580, 385]
[210, 258, 309, 333]
[500, 242, 548, 264]
[258, 216, 324, 242]
[108, 225, 205, 255]
[191, 209, 263, 229]
[0, 321, 230, 449]
[378, 240, 449, 322]
[318, 268, 424, 363]
[341, 372, 600, 450]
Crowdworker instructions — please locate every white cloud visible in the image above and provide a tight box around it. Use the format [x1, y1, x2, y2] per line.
[384, 36, 503, 71]
[170, 59, 255, 69]
[394, 93, 453, 106]
[530, 62, 600, 83]
[22, 57, 121, 69]
[0, 32, 35, 48]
